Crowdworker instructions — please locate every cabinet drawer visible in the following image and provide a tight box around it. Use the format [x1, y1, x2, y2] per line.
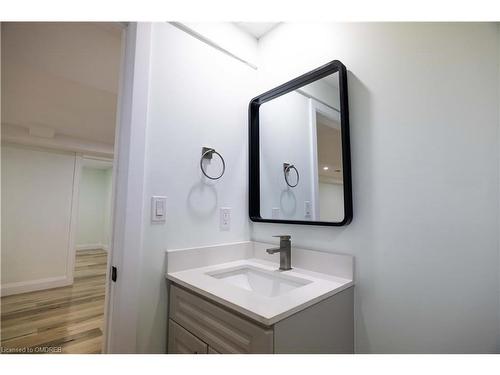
[168, 319, 208, 354]
[169, 285, 273, 353]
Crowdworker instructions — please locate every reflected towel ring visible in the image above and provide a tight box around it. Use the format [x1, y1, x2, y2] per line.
[200, 147, 225, 180]
[283, 163, 299, 188]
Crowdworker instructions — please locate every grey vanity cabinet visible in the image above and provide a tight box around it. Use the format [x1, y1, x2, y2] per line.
[168, 319, 208, 354]
[167, 284, 354, 354]
[168, 285, 274, 353]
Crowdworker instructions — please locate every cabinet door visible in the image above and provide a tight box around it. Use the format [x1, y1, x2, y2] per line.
[168, 319, 208, 354]
[169, 285, 274, 353]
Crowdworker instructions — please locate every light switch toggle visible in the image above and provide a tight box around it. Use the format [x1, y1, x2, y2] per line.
[151, 196, 167, 223]
[156, 200, 164, 216]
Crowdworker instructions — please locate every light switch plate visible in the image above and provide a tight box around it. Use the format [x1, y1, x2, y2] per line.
[220, 207, 231, 231]
[151, 196, 167, 223]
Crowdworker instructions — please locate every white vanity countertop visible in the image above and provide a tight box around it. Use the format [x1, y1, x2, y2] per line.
[166, 241, 354, 326]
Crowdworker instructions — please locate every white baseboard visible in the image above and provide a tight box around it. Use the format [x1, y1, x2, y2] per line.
[1, 276, 71, 297]
[76, 243, 106, 251]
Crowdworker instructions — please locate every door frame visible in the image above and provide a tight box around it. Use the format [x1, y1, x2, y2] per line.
[103, 22, 152, 354]
[68, 153, 113, 283]
[308, 98, 341, 221]
[66, 154, 82, 285]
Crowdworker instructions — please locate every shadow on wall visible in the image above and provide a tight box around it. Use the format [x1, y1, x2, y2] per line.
[186, 179, 218, 219]
[140, 254, 170, 354]
[280, 188, 297, 217]
[345, 71, 375, 353]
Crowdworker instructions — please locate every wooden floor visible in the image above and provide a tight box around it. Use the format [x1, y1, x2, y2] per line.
[1, 249, 108, 354]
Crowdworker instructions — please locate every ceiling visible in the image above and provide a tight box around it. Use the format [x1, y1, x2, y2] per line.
[234, 22, 280, 39]
[1, 22, 123, 145]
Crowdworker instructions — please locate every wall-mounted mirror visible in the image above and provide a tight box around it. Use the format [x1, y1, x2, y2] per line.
[249, 60, 352, 226]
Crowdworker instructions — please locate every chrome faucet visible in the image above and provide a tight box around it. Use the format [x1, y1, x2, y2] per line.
[266, 235, 292, 271]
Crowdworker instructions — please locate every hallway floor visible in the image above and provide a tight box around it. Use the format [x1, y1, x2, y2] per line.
[1, 249, 108, 354]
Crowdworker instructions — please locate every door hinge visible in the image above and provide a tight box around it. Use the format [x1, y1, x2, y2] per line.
[111, 266, 117, 282]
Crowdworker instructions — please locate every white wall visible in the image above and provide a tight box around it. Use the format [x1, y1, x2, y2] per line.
[76, 166, 112, 250]
[253, 23, 500, 353]
[136, 23, 257, 352]
[1, 144, 77, 295]
[260, 92, 314, 220]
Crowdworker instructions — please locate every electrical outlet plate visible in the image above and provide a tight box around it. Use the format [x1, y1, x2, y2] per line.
[304, 201, 312, 219]
[220, 207, 231, 231]
[272, 207, 280, 219]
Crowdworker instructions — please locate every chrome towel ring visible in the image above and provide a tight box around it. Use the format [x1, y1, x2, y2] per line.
[200, 147, 225, 180]
[283, 163, 299, 188]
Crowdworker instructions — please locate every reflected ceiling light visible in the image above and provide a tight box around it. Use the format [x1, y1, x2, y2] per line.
[323, 166, 329, 171]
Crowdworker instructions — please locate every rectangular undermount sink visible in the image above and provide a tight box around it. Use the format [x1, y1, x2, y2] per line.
[206, 265, 312, 297]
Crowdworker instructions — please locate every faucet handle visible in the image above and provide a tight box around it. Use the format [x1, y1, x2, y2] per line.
[273, 235, 291, 241]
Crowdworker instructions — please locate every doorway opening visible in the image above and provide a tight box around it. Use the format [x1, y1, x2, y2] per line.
[1, 22, 124, 353]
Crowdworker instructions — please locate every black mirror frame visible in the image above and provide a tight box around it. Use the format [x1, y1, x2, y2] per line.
[248, 60, 353, 226]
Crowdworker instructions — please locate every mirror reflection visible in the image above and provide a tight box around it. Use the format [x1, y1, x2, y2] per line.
[259, 71, 344, 222]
